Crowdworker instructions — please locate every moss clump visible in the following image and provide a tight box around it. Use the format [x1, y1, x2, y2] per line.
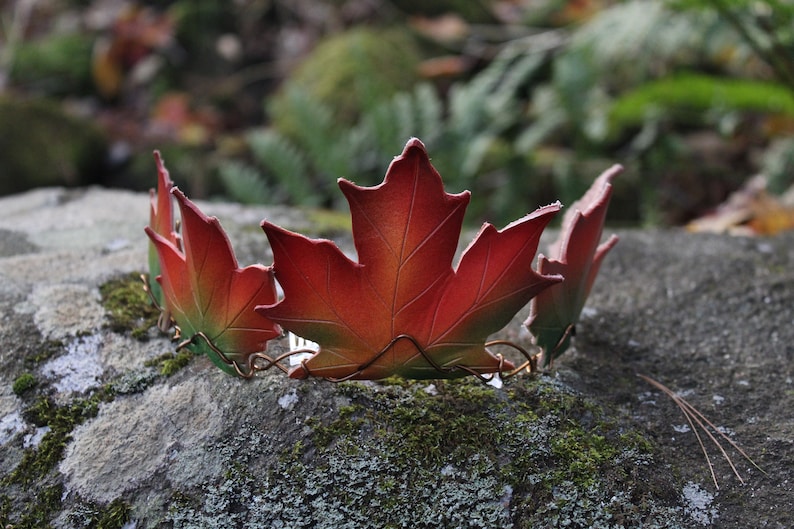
[0, 386, 116, 528]
[6, 390, 114, 487]
[12, 373, 37, 395]
[66, 498, 131, 529]
[271, 26, 421, 131]
[0, 483, 63, 529]
[548, 429, 617, 489]
[144, 350, 195, 376]
[23, 340, 64, 366]
[100, 273, 161, 339]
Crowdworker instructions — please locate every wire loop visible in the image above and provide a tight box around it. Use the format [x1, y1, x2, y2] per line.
[143, 274, 542, 383]
[166, 325, 543, 385]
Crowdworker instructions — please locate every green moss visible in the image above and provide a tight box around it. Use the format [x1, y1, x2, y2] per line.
[100, 272, 161, 339]
[0, 385, 119, 528]
[549, 430, 617, 489]
[68, 499, 130, 529]
[163, 376, 678, 527]
[24, 340, 64, 366]
[87, 498, 132, 529]
[291, 376, 662, 526]
[12, 373, 37, 395]
[6, 390, 113, 487]
[271, 27, 421, 131]
[0, 483, 63, 529]
[144, 349, 196, 376]
[307, 404, 366, 450]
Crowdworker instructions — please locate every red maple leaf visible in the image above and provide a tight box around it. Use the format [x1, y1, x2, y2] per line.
[526, 164, 621, 367]
[146, 151, 177, 314]
[258, 138, 562, 380]
[146, 188, 281, 377]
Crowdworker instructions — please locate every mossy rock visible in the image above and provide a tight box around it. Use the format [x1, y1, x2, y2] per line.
[160, 375, 685, 528]
[0, 97, 107, 195]
[9, 32, 94, 96]
[99, 273, 161, 340]
[389, 0, 496, 22]
[270, 27, 421, 133]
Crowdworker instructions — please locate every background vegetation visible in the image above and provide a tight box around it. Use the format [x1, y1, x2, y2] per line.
[2, 0, 794, 228]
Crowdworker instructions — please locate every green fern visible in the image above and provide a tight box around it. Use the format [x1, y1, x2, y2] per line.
[217, 161, 272, 205]
[247, 130, 317, 206]
[220, 42, 546, 221]
[269, 88, 358, 182]
[362, 83, 444, 164]
[568, 1, 747, 87]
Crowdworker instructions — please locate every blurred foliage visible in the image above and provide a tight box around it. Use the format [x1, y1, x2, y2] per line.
[9, 33, 94, 96]
[666, 0, 794, 86]
[220, 0, 794, 225]
[271, 27, 422, 129]
[389, 0, 496, 22]
[761, 136, 794, 194]
[221, 42, 552, 224]
[608, 73, 794, 137]
[3, 0, 794, 228]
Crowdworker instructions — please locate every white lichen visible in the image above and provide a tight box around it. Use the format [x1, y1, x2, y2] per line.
[278, 389, 299, 410]
[682, 481, 719, 526]
[0, 411, 26, 445]
[40, 334, 104, 394]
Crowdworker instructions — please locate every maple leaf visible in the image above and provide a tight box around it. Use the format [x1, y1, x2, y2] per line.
[145, 188, 281, 377]
[258, 138, 562, 380]
[526, 164, 621, 367]
[147, 151, 177, 314]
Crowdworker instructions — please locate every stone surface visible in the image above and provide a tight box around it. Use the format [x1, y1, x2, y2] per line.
[0, 186, 791, 528]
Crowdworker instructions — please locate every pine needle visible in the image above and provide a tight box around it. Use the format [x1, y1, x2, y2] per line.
[637, 373, 766, 489]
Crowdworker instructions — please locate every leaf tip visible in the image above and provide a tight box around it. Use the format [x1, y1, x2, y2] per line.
[396, 137, 432, 164]
[403, 136, 427, 152]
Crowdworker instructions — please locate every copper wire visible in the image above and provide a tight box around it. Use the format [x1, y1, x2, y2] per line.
[140, 273, 173, 332]
[290, 334, 542, 384]
[146, 266, 542, 383]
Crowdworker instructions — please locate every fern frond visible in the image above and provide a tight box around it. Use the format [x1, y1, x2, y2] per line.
[217, 161, 272, 205]
[247, 129, 319, 205]
[413, 83, 443, 145]
[283, 88, 358, 180]
[609, 72, 794, 136]
[358, 83, 444, 176]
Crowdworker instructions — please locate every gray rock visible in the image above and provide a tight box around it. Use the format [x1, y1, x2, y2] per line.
[0, 186, 791, 528]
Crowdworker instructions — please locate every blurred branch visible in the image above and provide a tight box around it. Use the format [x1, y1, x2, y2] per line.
[0, 0, 37, 92]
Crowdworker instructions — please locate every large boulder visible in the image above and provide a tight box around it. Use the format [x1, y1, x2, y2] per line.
[0, 186, 791, 528]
